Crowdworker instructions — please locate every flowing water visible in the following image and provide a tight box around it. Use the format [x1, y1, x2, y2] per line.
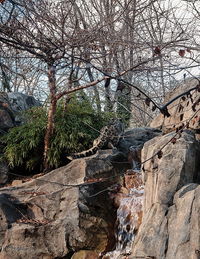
[103, 170, 144, 259]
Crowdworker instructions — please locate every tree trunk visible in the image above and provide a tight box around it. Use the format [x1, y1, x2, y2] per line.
[86, 65, 101, 113]
[43, 65, 57, 171]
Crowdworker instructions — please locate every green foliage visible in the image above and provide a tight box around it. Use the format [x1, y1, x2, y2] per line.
[0, 107, 46, 171]
[0, 93, 114, 172]
[47, 95, 109, 168]
[117, 87, 132, 126]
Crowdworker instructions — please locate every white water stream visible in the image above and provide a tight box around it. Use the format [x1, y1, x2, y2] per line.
[103, 170, 144, 259]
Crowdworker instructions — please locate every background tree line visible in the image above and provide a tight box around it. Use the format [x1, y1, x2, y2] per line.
[0, 0, 200, 171]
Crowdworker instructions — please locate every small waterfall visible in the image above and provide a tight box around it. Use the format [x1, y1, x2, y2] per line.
[103, 170, 144, 259]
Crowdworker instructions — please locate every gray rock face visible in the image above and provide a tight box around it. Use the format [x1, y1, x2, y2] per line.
[7, 92, 41, 113]
[0, 162, 8, 185]
[0, 92, 41, 132]
[0, 92, 15, 132]
[113, 127, 161, 167]
[0, 152, 117, 259]
[166, 184, 200, 259]
[119, 127, 161, 155]
[7, 92, 41, 125]
[131, 130, 200, 259]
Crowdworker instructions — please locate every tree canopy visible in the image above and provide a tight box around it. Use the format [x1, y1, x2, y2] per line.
[0, 0, 200, 170]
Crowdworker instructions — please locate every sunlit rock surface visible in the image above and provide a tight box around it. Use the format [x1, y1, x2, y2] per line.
[0, 152, 118, 258]
[72, 250, 99, 259]
[150, 79, 200, 134]
[131, 130, 200, 259]
[142, 130, 199, 213]
[166, 184, 200, 259]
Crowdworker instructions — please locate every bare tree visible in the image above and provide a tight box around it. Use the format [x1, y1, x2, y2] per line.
[0, 0, 123, 169]
[0, 0, 198, 170]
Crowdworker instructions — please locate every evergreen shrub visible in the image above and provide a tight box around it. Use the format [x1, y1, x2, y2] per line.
[0, 94, 113, 172]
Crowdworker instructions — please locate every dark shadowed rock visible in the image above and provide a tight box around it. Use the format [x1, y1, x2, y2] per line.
[0, 162, 8, 185]
[0, 110, 14, 131]
[0, 92, 41, 131]
[0, 93, 15, 131]
[8, 92, 41, 112]
[121, 127, 161, 149]
[114, 127, 161, 168]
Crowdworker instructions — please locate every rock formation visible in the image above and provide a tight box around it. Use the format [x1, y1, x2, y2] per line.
[131, 130, 200, 259]
[0, 92, 41, 132]
[0, 127, 159, 258]
[0, 93, 15, 132]
[7, 92, 41, 126]
[128, 81, 200, 259]
[116, 127, 161, 167]
[0, 85, 199, 259]
[150, 78, 200, 134]
[0, 153, 116, 259]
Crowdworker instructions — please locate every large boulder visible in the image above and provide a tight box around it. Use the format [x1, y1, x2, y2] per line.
[7, 92, 41, 125]
[0, 92, 41, 133]
[166, 184, 200, 259]
[0, 92, 15, 132]
[7, 92, 41, 112]
[115, 127, 161, 167]
[131, 130, 200, 259]
[0, 151, 118, 259]
[0, 125, 161, 258]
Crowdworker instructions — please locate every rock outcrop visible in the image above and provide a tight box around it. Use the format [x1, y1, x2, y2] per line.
[129, 82, 200, 259]
[131, 130, 200, 259]
[0, 93, 15, 132]
[0, 92, 41, 133]
[116, 127, 161, 166]
[0, 126, 160, 258]
[7, 92, 41, 112]
[7, 92, 41, 126]
[0, 152, 117, 259]
[166, 184, 200, 259]
[150, 78, 200, 134]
